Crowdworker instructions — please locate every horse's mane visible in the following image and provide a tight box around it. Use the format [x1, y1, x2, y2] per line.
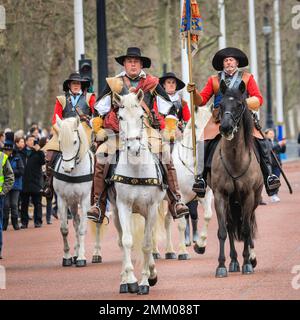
[242, 107, 254, 149]
[59, 118, 89, 159]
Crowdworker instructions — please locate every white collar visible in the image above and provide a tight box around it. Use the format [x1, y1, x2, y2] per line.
[116, 70, 147, 79]
[168, 91, 181, 102]
[223, 68, 238, 77]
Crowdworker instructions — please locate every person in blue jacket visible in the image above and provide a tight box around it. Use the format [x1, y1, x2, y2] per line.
[2, 132, 24, 230]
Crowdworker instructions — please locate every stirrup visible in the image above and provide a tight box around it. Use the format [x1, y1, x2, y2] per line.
[87, 205, 110, 225]
[172, 201, 189, 220]
[267, 174, 281, 190]
[192, 178, 206, 198]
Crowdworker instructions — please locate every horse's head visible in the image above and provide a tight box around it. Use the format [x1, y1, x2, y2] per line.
[218, 79, 246, 140]
[56, 115, 87, 173]
[113, 89, 145, 156]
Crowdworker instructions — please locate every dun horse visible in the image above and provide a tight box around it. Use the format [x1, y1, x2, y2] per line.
[209, 80, 263, 277]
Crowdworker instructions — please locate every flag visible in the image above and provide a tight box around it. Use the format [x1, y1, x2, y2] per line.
[180, 0, 203, 56]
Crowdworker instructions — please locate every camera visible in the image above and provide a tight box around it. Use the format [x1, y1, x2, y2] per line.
[34, 139, 39, 146]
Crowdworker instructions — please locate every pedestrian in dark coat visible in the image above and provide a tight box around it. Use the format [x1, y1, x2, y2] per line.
[20, 135, 45, 228]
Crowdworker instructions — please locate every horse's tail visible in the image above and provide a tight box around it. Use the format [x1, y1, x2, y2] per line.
[228, 195, 257, 241]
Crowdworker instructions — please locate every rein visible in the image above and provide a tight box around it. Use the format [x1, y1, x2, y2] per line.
[59, 129, 81, 164]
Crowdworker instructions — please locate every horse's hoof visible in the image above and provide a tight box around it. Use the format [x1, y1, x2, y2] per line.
[250, 257, 257, 269]
[185, 241, 191, 247]
[76, 259, 87, 267]
[152, 253, 161, 260]
[229, 261, 240, 272]
[148, 276, 158, 287]
[72, 256, 77, 264]
[165, 252, 177, 260]
[127, 282, 139, 294]
[215, 267, 228, 278]
[178, 253, 191, 260]
[137, 285, 149, 295]
[194, 243, 206, 254]
[119, 284, 128, 294]
[92, 255, 102, 263]
[62, 258, 72, 267]
[242, 263, 254, 274]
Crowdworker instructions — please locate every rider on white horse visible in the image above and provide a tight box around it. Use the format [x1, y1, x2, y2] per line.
[42, 72, 96, 198]
[87, 47, 189, 223]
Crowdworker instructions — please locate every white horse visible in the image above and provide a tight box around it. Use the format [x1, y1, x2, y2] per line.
[104, 90, 166, 295]
[54, 116, 102, 267]
[152, 106, 214, 259]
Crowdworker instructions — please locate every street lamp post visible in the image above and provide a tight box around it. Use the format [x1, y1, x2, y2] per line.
[263, 16, 273, 129]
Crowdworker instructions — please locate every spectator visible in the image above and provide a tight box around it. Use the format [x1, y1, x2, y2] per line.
[298, 132, 300, 157]
[2, 132, 24, 231]
[39, 137, 55, 224]
[265, 128, 286, 203]
[20, 135, 45, 228]
[0, 131, 4, 149]
[0, 148, 15, 259]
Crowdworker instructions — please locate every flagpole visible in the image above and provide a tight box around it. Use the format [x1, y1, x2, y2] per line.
[187, 30, 197, 175]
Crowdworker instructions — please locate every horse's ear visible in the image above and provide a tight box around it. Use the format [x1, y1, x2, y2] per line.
[113, 92, 123, 108]
[56, 115, 62, 129]
[239, 80, 246, 94]
[136, 89, 144, 104]
[220, 79, 227, 95]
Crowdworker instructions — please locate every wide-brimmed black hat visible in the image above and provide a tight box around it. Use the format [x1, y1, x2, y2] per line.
[63, 72, 90, 92]
[212, 47, 249, 71]
[3, 131, 14, 150]
[115, 47, 151, 68]
[159, 72, 185, 91]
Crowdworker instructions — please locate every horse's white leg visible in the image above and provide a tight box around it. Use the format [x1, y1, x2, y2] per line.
[152, 201, 165, 258]
[77, 197, 89, 264]
[117, 202, 137, 286]
[71, 205, 80, 259]
[92, 223, 101, 257]
[58, 196, 72, 265]
[196, 189, 213, 250]
[140, 205, 157, 290]
[177, 216, 189, 258]
[165, 212, 176, 257]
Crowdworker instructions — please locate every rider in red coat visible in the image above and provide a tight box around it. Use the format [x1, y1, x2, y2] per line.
[187, 47, 281, 198]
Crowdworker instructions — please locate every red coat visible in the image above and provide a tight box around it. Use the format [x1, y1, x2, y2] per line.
[196, 73, 263, 140]
[153, 99, 191, 130]
[52, 94, 96, 125]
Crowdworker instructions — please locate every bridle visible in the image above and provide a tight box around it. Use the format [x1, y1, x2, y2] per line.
[59, 129, 81, 164]
[118, 111, 146, 157]
[220, 98, 246, 135]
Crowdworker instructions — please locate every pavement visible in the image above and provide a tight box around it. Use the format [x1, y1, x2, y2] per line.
[1, 160, 300, 300]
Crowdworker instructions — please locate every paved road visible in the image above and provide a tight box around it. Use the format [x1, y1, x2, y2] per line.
[1, 160, 300, 300]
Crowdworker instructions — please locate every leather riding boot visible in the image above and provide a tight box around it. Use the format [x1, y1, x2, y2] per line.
[41, 150, 59, 199]
[165, 161, 189, 219]
[192, 172, 207, 198]
[255, 138, 281, 196]
[87, 161, 108, 223]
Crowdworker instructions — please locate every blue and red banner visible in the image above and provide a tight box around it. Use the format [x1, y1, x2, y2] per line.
[180, 0, 203, 55]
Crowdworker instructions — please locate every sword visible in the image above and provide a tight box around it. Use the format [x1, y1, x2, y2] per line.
[252, 112, 293, 194]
